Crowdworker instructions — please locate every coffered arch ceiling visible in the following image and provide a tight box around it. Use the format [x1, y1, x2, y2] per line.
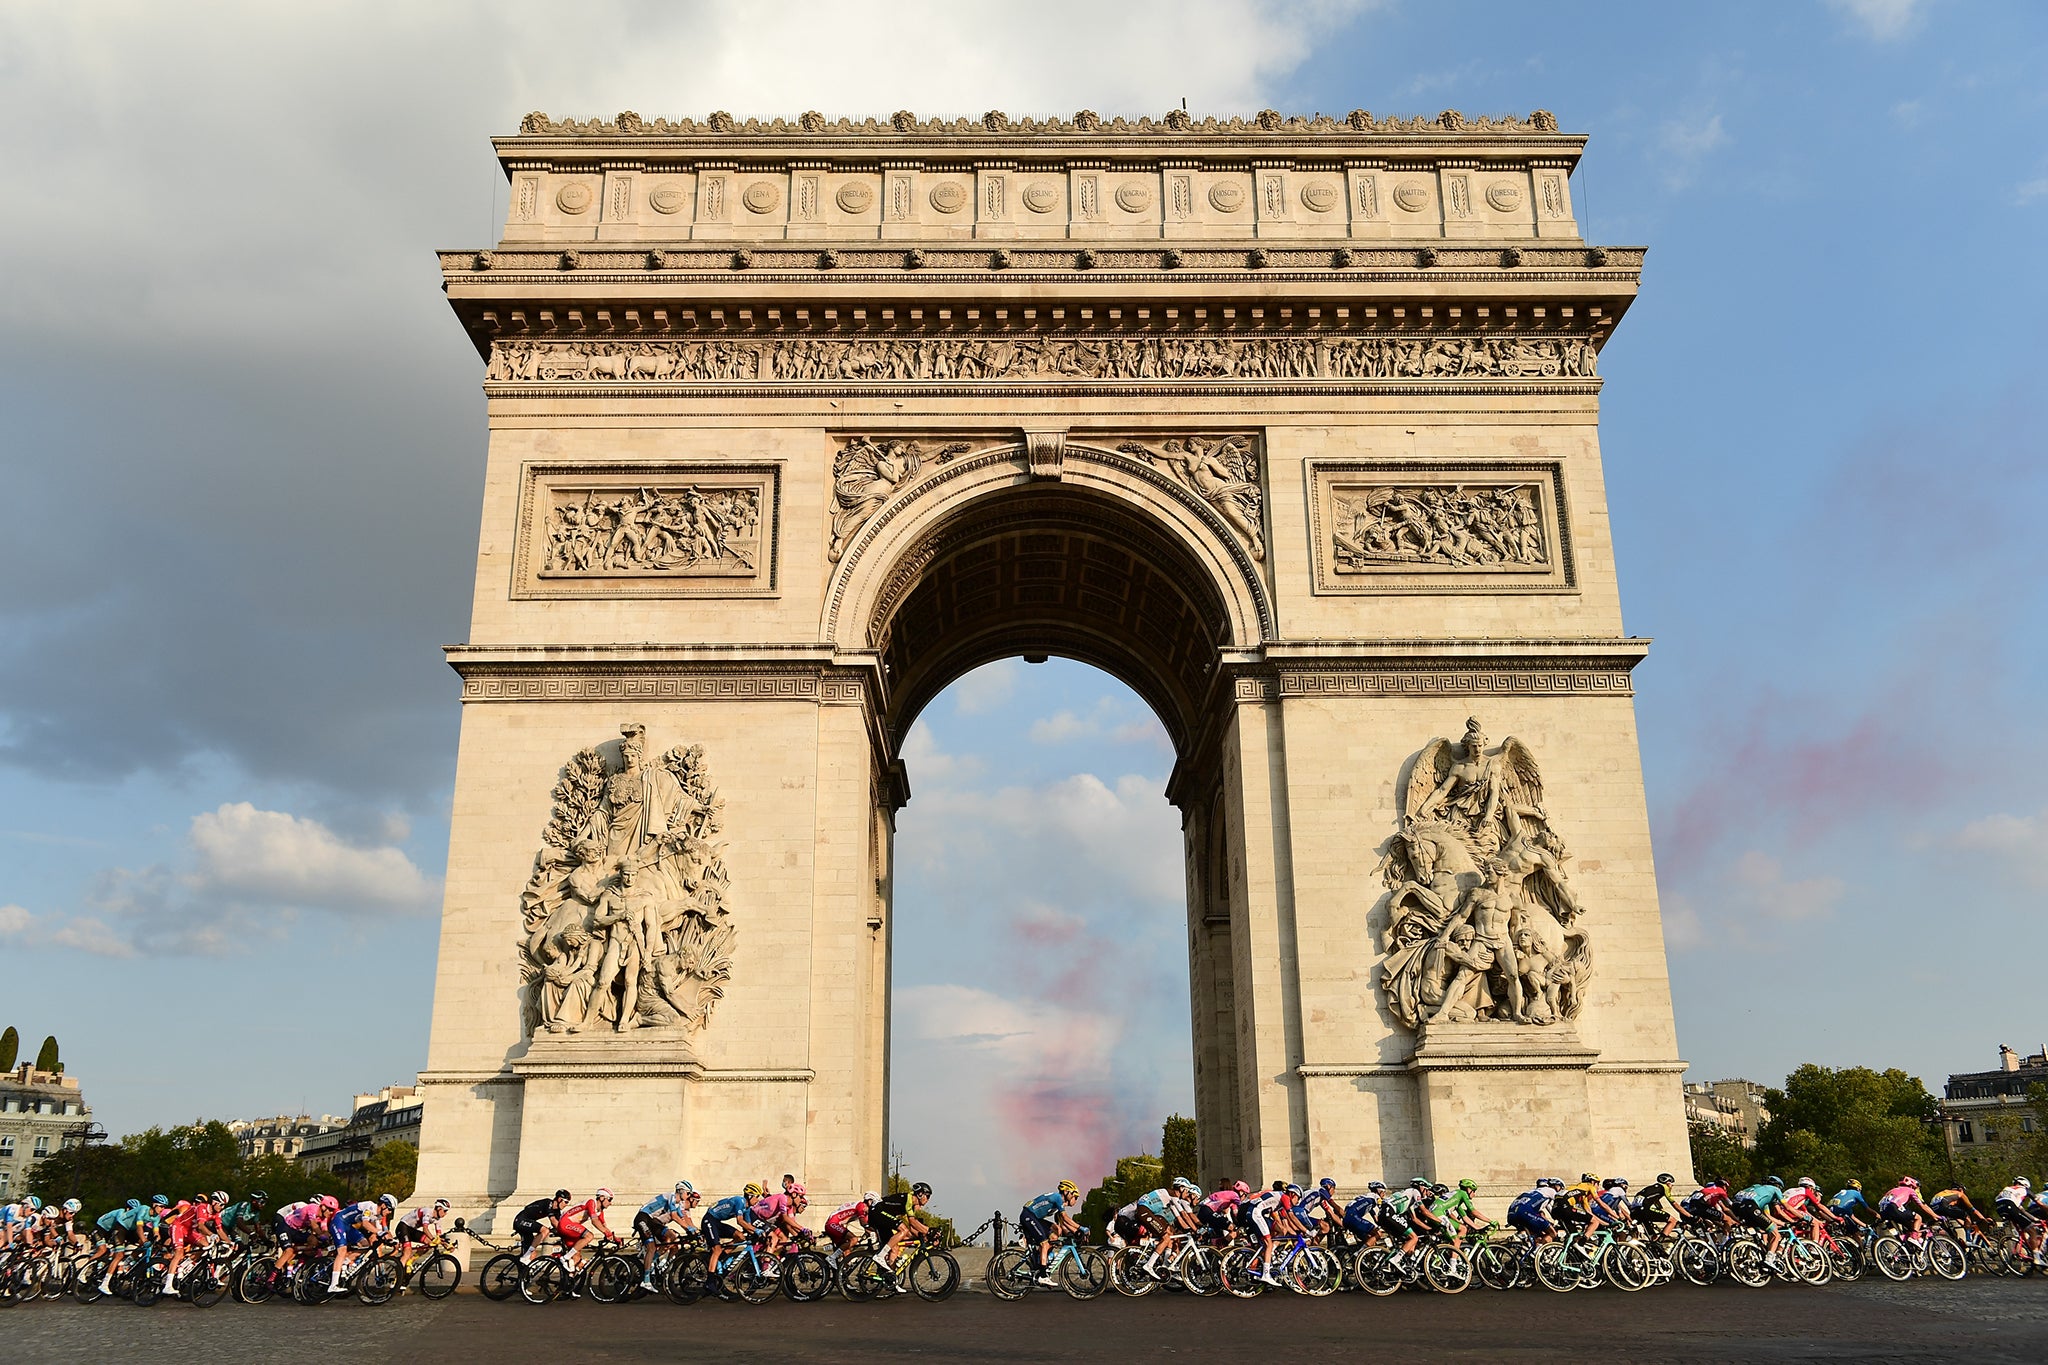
[870, 484, 1235, 759]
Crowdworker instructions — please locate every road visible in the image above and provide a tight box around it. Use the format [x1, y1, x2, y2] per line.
[12, 1277, 2048, 1363]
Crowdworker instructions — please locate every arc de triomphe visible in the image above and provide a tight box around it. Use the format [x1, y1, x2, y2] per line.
[416, 107, 1691, 1217]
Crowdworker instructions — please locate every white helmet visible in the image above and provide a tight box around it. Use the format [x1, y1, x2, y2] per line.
[675, 1179, 696, 1196]
[862, 1191, 881, 1205]
[595, 1187, 614, 1202]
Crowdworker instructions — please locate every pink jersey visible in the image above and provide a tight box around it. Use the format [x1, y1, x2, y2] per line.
[1200, 1189, 1241, 1214]
[1881, 1184, 1917, 1209]
[750, 1192, 791, 1223]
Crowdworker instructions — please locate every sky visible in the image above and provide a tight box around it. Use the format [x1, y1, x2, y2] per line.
[2, 0, 2045, 1214]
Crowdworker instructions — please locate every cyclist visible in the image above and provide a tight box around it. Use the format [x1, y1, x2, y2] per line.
[703, 1183, 765, 1274]
[1556, 1173, 1599, 1236]
[514, 1189, 571, 1262]
[92, 1199, 149, 1294]
[163, 1190, 223, 1295]
[559, 1187, 618, 1270]
[1827, 1179, 1876, 1234]
[1633, 1174, 1682, 1241]
[1731, 1176, 1791, 1267]
[0, 1193, 37, 1249]
[395, 1198, 453, 1278]
[273, 1194, 333, 1275]
[1508, 1178, 1560, 1244]
[1239, 1181, 1290, 1285]
[824, 1191, 878, 1258]
[1296, 1178, 1340, 1239]
[749, 1180, 809, 1253]
[1928, 1183, 1987, 1232]
[1343, 1181, 1390, 1248]
[1680, 1176, 1734, 1231]
[2030, 1183, 2048, 1266]
[1394, 1179, 1451, 1273]
[1199, 1180, 1248, 1243]
[217, 1190, 269, 1248]
[1434, 1178, 1488, 1247]
[1587, 1178, 1633, 1240]
[1878, 1177, 1937, 1236]
[326, 1197, 386, 1295]
[1132, 1178, 1201, 1272]
[1018, 1180, 1082, 1286]
[635, 1181, 700, 1289]
[1993, 1177, 2040, 1262]
[877, 1181, 933, 1271]
[1779, 1178, 1838, 1249]
[50, 1196, 85, 1248]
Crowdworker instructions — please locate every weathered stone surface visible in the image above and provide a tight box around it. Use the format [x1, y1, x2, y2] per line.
[416, 110, 1689, 1226]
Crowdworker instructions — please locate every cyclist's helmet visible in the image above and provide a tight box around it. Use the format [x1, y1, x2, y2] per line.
[23, 1196, 41, 1211]
[124, 1198, 142, 1210]
[1367, 1181, 1387, 1193]
[1320, 1178, 1337, 1190]
[320, 1195, 341, 1212]
[863, 1191, 881, 1206]
[1172, 1177, 1200, 1196]
[250, 1190, 269, 1205]
[1580, 1173, 1597, 1183]
[63, 1198, 81, 1213]
[1432, 1183, 1451, 1198]
[1458, 1178, 1478, 1193]
[2017, 1177, 2033, 1191]
[1611, 1178, 1630, 1190]
[379, 1193, 398, 1211]
[431, 1198, 450, 1213]
[1797, 1177, 1817, 1190]
[743, 1182, 764, 1202]
[212, 1190, 230, 1204]
[555, 1188, 572, 1202]
[1411, 1177, 1432, 1189]
[786, 1183, 806, 1205]
[1903, 1176, 1920, 1189]
[594, 1187, 614, 1203]
[1058, 1180, 1080, 1200]
[1845, 1179, 1861, 1191]
[1232, 1180, 1251, 1196]
[911, 1181, 933, 1200]
[675, 1179, 696, 1196]
[151, 1195, 170, 1207]
[1656, 1174, 1675, 1185]
[1766, 1176, 1785, 1189]
[1284, 1183, 1302, 1196]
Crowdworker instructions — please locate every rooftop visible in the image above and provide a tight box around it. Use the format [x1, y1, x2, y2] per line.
[513, 108, 1567, 142]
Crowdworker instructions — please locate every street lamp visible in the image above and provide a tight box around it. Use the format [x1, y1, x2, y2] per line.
[61, 1120, 107, 1202]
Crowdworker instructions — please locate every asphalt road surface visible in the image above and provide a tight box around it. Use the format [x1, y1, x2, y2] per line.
[13, 1277, 2048, 1363]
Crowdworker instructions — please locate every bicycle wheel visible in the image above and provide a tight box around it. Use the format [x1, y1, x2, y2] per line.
[1473, 1240, 1520, 1290]
[2001, 1240, 2035, 1278]
[1673, 1237, 1719, 1286]
[1293, 1246, 1342, 1297]
[132, 1267, 166, 1307]
[1060, 1247, 1111, 1300]
[521, 1257, 567, 1305]
[356, 1257, 403, 1306]
[586, 1253, 639, 1304]
[909, 1249, 961, 1302]
[1425, 1245, 1472, 1294]
[479, 1253, 526, 1301]
[418, 1252, 462, 1300]
[1871, 1235, 1914, 1280]
[1925, 1235, 1967, 1281]
[732, 1256, 783, 1305]
[1829, 1241, 1865, 1282]
[1350, 1246, 1401, 1296]
[233, 1255, 272, 1304]
[1110, 1248, 1156, 1297]
[839, 1253, 888, 1302]
[1222, 1245, 1266, 1298]
[1601, 1242, 1651, 1292]
[1179, 1245, 1222, 1297]
[1725, 1241, 1770, 1288]
[782, 1250, 834, 1302]
[1532, 1242, 1576, 1292]
[665, 1249, 709, 1304]
[984, 1248, 1035, 1301]
[73, 1262, 107, 1305]
[188, 1262, 231, 1309]
[1788, 1240, 1831, 1286]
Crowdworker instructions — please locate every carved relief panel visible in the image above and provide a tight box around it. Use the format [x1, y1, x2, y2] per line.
[513, 463, 780, 598]
[1307, 461, 1572, 594]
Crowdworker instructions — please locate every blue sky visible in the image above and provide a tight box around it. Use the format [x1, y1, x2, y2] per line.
[2, 1, 2045, 1213]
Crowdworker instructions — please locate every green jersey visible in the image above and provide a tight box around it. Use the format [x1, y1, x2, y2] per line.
[1432, 1188, 1475, 1221]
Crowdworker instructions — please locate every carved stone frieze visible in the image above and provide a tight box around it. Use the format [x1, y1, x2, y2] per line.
[513, 464, 779, 598]
[459, 671, 866, 703]
[1115, 436, 1265, 561]
[516, 108, 1564, 139]
[1308, 462, 1573, 594]
[520, 724, 736, 1040]
[483, 335, 1597, 387]
[1377, 718, 1594, 1031]
[827, 437, 976, 561]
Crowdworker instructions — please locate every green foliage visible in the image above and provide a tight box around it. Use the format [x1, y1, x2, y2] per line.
[1077, 1153, 1162, 1239]
[1161, 1114, 1198, 1190]
[1753, 1064, 1950, 1194]
[0, 1026, 16, 1072]
[1949, 1083, 2048, 1203]
[34, 1034, 58, 1073]
[363, 1141, 418, 1204]
[25, 1120, 341, 1220]
[1687, 1120, 1753, 1189]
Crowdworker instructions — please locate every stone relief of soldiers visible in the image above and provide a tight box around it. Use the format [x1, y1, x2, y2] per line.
[485, 334, 1597, 385]
[1333, 484, 1546, 572]
[544, 485, 760, 576]
[1376, 718, 1593, 1030]
[519, 723, 737, 1039]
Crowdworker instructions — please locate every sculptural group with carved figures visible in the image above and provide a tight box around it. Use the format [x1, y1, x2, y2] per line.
[1378, 717, 1592, 1031]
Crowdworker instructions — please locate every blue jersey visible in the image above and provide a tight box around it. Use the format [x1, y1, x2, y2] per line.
[1510, 1190, 1552, 1220]
[640, 1193, 684, 1219]
[1829, 1189, 1871, 1216]
[1592, 1191, 1630, 1220]
[705, 1195, 749, 1223]
[1023, 1192, 1065, 1220]
[1737, 1184, 1783, 1209]
[1345, 1193, 1382, 1220]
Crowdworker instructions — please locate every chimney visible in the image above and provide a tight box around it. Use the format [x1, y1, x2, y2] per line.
[2001, 1045, 2020, 1072]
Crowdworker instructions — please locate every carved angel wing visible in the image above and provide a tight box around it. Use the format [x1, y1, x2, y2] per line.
[833, 437, 883, 484]
[1498, 736, 1545, 817]
[1212, 435, 1256, 481]
[1404, 739, 1453, 823]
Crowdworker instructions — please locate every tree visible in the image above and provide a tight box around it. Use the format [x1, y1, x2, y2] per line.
[0, 1026, 17, 1072]
[1161, 1114, 1198, 1190]
[1077, 1153, 1162, 1239]
[1687, 1120, 1753, 1190]
[34, 1034, 58, 1074]
[362, 1141, 418, 1203]
[1754, 1065, 1949, 1195]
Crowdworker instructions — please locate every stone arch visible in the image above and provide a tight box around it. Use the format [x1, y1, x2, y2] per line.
[824, 441, 1274, 756]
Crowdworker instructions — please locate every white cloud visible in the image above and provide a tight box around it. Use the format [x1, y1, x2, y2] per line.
[902, 771, 1183, 907]
[2017, 177, 2048, 206]
[900, 722, 985, 789]
[1730, 850, 1845, 922]
[1027, 698, 1171, 749]
[1953, 808, 2048, 887]
[0, 901, 135, 958]
[1029, 710, 1095, 744]
[1656, 112, 1728, 190]
[1661, 894, 1705, 952]
[0, 903, 33, 937]
[1825, 0, 1925, 41]
[950, 660, 1024, 717]
[188, 802, 436, 913]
